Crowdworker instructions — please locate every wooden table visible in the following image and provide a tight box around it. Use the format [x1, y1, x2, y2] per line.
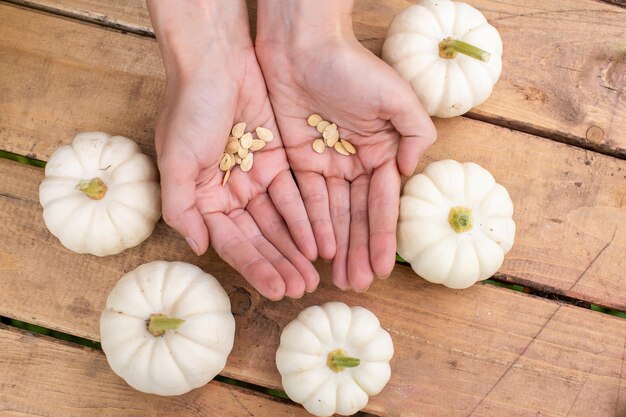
[1, 0, 625, 416]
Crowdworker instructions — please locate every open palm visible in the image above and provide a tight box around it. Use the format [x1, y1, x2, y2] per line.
[156, 48, 318, 300]
[257, 37, 436, 291]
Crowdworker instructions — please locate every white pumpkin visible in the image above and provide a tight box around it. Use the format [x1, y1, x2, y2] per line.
[397, 159, 515, 289]
[39, 132, 161, 256]
[383, 0, 502, 117]
[276, 302, 394, 417]
[100, 261, 235, 396]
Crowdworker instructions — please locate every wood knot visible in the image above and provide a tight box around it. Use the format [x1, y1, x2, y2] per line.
[228, 287, 252, 315]
[585, 125, 604, 144]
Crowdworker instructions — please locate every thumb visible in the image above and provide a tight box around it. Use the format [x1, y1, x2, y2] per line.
[387, 78, 437, 176]
[158, 153, 209, 255]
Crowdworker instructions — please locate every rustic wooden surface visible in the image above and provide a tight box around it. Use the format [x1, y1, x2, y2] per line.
[7, 0, 626, 156]
[0, 324, 311, 417]
[0, 2, 625, 310]
[2, 157, 626, 416]
[1, 0, 626, 416]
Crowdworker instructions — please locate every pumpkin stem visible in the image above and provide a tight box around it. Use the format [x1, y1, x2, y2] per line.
[439, 38, 491, 62]
[76, 177, 108, 200]
[327, 349, 360, 372]
[448, 206, 473, 233]
[147, 313, 185, 337]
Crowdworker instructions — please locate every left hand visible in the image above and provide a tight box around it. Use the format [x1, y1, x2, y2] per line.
[148, 0, 319, 300]
[256, 1, 437, 291]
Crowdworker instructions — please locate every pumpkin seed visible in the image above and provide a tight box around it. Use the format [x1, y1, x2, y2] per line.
[316, 121, 330, 133]
[240, 153, 253, 172]
[256, 127, 274, 142]
[307, 114, 323, 127]
[231, 122, 246, 139]
[340, 139, 356, 154]
[334, 142, 350, 156]
[324, 124, 339, 147]
[225, 138, 240, 154]
[312, 139, 326, 153]
[235, 155, 242, 164]
[220, 153, 234, 171]
[240, 132, 253, 149]
[238, 146, 249, 159]
[250, 139, 266, 151]
[222, 169, 231, 186]
[322, 123, 337, 139]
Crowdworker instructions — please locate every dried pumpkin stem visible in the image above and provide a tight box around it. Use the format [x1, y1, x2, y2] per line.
[439, 37, 491, 62]
[448, 206, 473, 233]
[327, 349, 360, 372]
[147, 313, 185, 337]
[76, 177, 107, 200]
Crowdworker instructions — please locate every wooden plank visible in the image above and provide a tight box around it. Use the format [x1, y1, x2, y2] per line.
[0, 324, 310, 417]
[1, 159, 626, 416]
[5, 0, 625, 156]
[0, 3, 164, 160]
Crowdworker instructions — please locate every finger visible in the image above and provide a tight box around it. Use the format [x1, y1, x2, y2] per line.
[385, 79, 437, 176]
[158, 154, 208, 255]
[231, 210, 307, 299]
[268, 170, 318, 261]
[203, 211, 285, 300]
[348, 175, 375, 292]
[369, 160, 401, 278]
[295, 171, 336, 260]
[326, 177, 351, 290]
[248, 193, 320, 293]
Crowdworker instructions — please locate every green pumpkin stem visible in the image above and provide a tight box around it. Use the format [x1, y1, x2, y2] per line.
[448, 206, 473, 233]
[439, 37, 491, 62]
[147, 313, 185, 337]
[327, 349, 360, 372]
[76, 177, 107, 200]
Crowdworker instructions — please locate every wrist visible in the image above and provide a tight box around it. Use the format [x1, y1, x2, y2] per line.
[147, 0, 252, 78]
[256, 0, 355, 50]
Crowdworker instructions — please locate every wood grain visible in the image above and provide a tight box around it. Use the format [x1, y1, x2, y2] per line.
[5, 0, 625, 156]
[0, 3, 164, 160]
[0, 3, 625, 308]
[0, 324, 310, 417]
[1, 158, 626, 416]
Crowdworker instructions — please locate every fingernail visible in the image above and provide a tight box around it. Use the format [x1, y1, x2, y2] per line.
[377, 273, 391, 280]
[185, 237, 200, 256]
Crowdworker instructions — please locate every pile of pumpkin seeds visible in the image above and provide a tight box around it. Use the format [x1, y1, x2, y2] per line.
[219, 122, 273, 186]
[307, 114, 356, 156]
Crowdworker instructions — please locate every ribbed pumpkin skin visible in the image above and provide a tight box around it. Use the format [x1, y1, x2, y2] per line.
[39, 131, 161, 256]
[100, 261, 236, 396]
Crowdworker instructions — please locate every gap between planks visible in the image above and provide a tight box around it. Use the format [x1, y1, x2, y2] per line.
[2, 0, 156, 37]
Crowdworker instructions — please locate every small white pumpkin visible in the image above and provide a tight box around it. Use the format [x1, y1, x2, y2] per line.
[276, 302, 394, 417]
[383, 0, 502, 117]
[100, 261, 235, 396]
[39, 132, 161, 256]
[397, 159, 515, 289]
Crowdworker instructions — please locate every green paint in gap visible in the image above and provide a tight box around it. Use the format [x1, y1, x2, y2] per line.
[395, 254, 407, 263]
[0, 150, 46, 168]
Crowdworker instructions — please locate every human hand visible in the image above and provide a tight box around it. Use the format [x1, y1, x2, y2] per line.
[147, 0, 318, 300]
[256, 0, 437, 291]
